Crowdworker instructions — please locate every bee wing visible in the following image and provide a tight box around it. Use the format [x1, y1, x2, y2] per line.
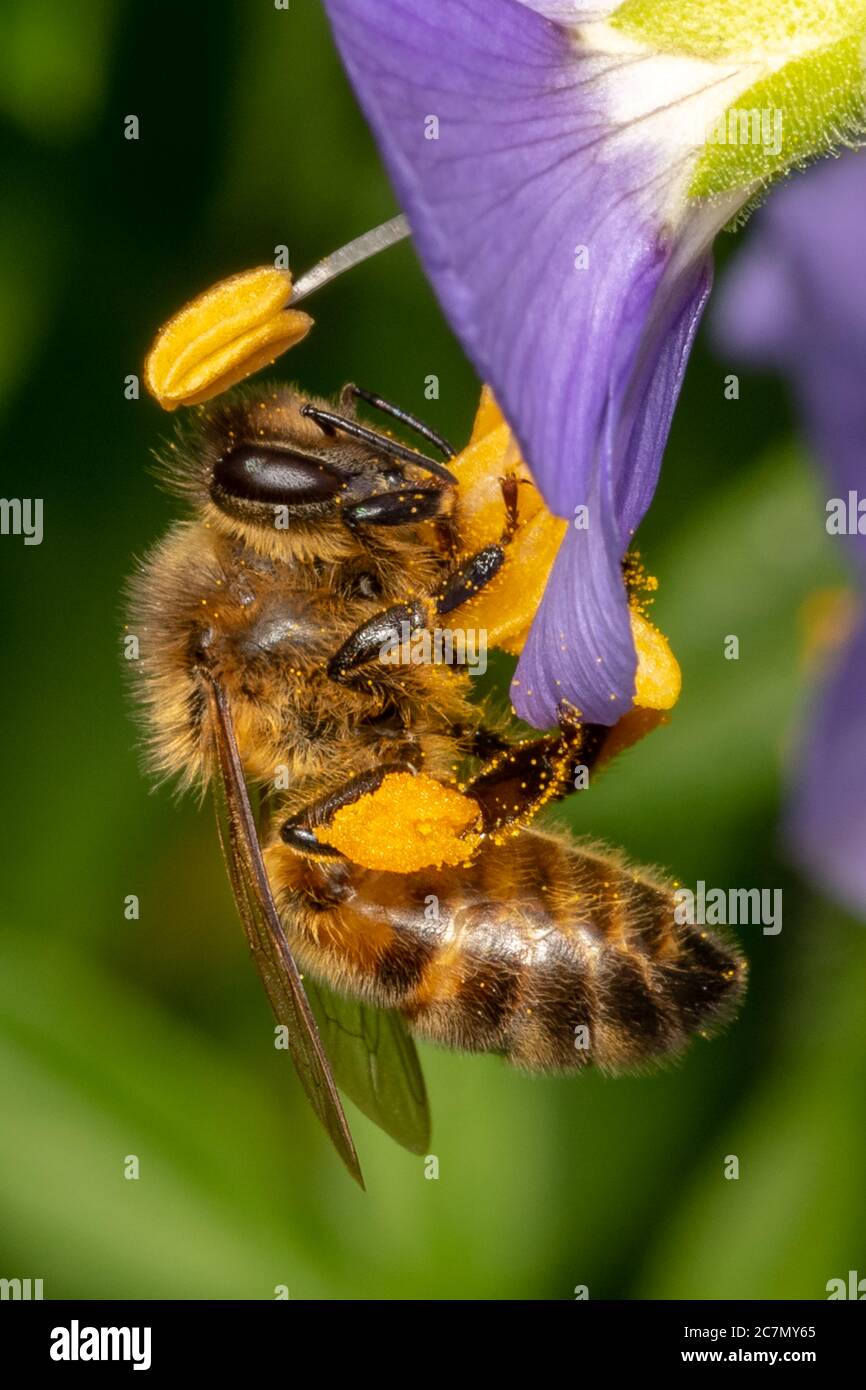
[304, 980, 431, 1156]
[204, 675, 364, 1189]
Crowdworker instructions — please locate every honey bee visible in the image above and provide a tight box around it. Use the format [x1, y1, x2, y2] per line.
[128, 278, 746, 1187]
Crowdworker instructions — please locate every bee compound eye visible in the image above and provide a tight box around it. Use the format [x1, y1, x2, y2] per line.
[211, 445, 344, 508]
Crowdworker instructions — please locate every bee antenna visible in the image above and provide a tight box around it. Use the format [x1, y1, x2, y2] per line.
[300, 405, 458, 486]
[344, 384, 456, 460]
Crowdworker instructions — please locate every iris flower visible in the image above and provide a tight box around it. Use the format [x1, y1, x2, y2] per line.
[714, 151, 866, 915]
[324, 0, 866, 727]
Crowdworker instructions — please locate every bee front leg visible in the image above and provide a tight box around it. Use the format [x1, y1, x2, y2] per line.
[433, 476, 522, 611]
[327, 524, 518, 685]
[342, 486, 448, 528]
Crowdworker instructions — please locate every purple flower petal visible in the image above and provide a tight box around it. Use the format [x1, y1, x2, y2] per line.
[715, 152, 866, 915]
[514, 444, 632, 727]
[325, 0, 726, 725]
[711, 233, 799, 363]
[714, 152, 866, 577]
[518, 2, 618, 17]
[784, 616, 866, 916]
[516, 254, 712, 726]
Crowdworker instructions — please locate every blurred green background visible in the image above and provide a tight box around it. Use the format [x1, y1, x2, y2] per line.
[1, 0, 864, 1301]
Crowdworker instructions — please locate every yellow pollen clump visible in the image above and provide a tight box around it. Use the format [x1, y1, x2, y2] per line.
[317, 772, 483, 873]
[144, 265, 313, 410]
[631, 611, 682, 711]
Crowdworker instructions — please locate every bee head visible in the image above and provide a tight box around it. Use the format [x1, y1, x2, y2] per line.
[161, 383, 454, 551]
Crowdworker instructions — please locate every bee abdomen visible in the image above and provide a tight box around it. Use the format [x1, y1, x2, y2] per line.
[400, 834, 746, 1073]
[273, 829, 746, 1074]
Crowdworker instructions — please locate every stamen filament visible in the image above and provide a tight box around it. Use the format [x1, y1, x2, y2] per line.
[290, 214, 411, 304]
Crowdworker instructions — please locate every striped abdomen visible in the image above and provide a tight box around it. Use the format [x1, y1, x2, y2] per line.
[268, 830, 746, 1073]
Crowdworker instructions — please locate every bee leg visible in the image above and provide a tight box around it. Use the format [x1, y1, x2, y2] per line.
[464, 708, 607, 835]
[429, 476, 526, 611]
[433, 478, 520, 599]
[499, 473, 521, 544]
[327, 599, 430, 682]
[342, 486, 449, 529]
[279, 761, 416, 857]
[450, 724, 513, 760]
[434, 544, 507, 614]
[339, 384, 457, 460]
[327, 536, 513, 683]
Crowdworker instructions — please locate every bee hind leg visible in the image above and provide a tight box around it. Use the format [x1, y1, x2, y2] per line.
[279, 761, 416, 857]
[464, 706, 607, 835]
